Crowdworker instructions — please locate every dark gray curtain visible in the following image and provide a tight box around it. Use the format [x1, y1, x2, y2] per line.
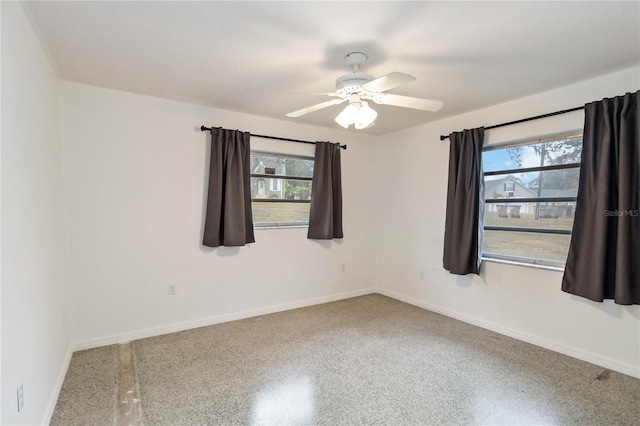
[443, 127, 485, 275]
[203, 128, 255, 247]
[562, 91, 639, 305]
[308, 142, 343, 239]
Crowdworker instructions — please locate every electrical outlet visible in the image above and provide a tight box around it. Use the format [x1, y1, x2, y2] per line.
[17, 384, 24, 413]
[419, 270, 425, 280]
[168, 284, 176, 295]
[341, 264, 346, 272]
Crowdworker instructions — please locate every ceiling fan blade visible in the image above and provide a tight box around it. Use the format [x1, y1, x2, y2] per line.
[286, 99, 346, 118]
[362, 72, 416, 92]
[374, 93, 444, 112]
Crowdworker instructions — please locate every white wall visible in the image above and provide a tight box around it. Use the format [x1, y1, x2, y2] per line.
[375, 67, 640, 378]
[59, 82, 378, 348]
[1, 3, 72, 425]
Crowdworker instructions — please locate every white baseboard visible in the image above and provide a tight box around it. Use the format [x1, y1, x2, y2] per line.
[72, 287, 376, 352]
[42, 344, 73, 425]
[376, 287, 640, 379]
[69, 286, 638, 379]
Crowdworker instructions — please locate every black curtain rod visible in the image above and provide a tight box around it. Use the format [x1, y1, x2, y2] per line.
[439, 105, 585, 141]
[200, 126, 347, 150]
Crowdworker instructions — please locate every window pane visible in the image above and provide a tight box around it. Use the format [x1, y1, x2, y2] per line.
[483, 135, 582, 173]
[484, 202, 575, 230]
[251, 153, 314, 178]
[251, 178, 311, 200]
[485, 169, 580, 200]
[252, 202, 310, 225]
[483, 230, 571, 264]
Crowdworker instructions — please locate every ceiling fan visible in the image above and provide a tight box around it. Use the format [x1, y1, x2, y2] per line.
[286, 52, 444, 130]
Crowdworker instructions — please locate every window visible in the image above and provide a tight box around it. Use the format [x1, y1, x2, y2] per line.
[250, 152, 314, 227]
[482, 132, 582, 268]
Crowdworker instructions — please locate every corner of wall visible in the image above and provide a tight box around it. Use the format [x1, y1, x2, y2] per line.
[1, 2, 72, 424]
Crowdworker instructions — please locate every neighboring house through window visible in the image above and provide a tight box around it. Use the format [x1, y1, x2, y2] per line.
[482, 132, 582, 268]
[250, 151, 314, 227]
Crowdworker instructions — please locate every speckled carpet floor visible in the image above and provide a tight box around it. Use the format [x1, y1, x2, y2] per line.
[52, 294, 640, 425]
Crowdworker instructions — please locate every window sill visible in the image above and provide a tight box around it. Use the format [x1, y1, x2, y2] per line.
[482, 256, 564, 272]
[254, 224, 308, 230]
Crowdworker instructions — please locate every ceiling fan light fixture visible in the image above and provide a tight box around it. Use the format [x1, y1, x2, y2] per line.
[335, 99, 377, 130]
[335, 103, 359, 128]
[355, 101, 377, 129]
[286, 51, 444, 129]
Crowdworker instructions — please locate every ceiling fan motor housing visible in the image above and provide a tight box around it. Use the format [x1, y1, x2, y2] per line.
[335, 52, 374, 95]
[335, 72, 375, 94]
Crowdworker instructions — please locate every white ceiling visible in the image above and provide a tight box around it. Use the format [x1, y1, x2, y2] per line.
[24, 1, 640, 135]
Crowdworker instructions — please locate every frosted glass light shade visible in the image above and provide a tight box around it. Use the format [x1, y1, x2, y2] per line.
[335, 104, 359, 128]
[335, 101, 377, 129]
[355, 102, 377, 129]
